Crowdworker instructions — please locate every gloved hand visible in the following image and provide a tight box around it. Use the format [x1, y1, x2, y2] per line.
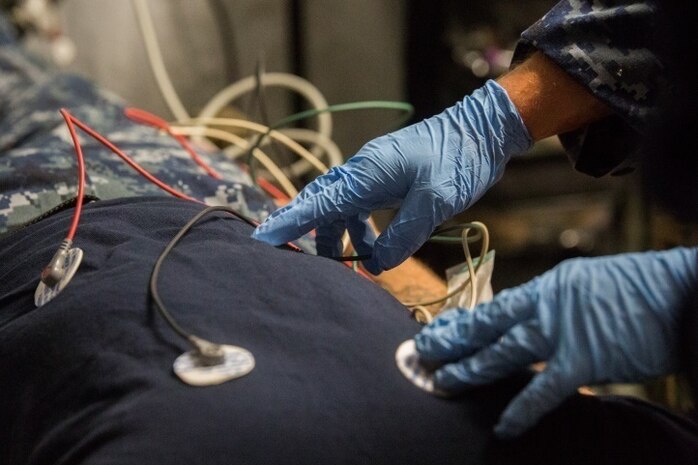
[415, 247, 698, 438]
[252, 80, 531, 274]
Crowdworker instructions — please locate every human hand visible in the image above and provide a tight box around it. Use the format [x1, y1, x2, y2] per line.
[415, 248, 698, 438]
[252, 80, 531, 274]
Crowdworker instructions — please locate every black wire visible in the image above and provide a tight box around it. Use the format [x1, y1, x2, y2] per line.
[328, 225, 481, 262]
[432, 224, 483, 241]
[254, 54, 273, 128]
[150, 202, 485, 347]
[150, 205, 373, 343]
[150, 204, 365, 342]
[252, 54, 289, 166]
[152, 208, 491, 347]
[149, 206, 254, 342]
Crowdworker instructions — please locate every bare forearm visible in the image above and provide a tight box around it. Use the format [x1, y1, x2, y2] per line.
[497, 51, 612, 141]
[372, 257, 447, 316]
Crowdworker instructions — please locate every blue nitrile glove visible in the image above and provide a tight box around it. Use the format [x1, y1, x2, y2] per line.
[252, 80, 531, 274]
[415, 247, 698, 438]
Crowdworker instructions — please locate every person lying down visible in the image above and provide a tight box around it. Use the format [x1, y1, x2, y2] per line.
[1, 12, 697, 465]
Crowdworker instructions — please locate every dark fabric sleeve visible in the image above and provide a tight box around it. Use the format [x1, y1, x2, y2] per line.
[513, 0, 664, 177]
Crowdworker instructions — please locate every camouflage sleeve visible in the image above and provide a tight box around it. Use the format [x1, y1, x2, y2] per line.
[0, 14, 281, 238]
[513, 0, 663, 177]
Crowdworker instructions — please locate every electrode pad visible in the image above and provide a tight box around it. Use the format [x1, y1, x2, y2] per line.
[34, 247, 83, 307]
[397, 250, 496, 395]
[395, 339, 449, 396]
[173, 344, 255, 386]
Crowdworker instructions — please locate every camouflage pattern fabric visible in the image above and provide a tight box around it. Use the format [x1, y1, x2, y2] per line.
[0, 14, 278, 236]
[513, 0, 664, 177]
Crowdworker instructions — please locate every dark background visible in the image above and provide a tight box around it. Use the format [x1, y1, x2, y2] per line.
[18, 0, 697, 291]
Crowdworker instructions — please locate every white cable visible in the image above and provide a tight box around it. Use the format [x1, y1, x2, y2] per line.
[341, 231, 351, 256]
[128, 0, 368, 267]
[402, 223, 489, 310]
[131, 0, 337, 176]
[174, 118, 329, 175]
[411, 306, 434, 324]
[172, 126, 298, 198]
[197, 72, 334, 176]
[220, 128, 343, 178]
[277, 128, 343, 171]
[198, 72, 331, 131]
[131, 0, 190, 121]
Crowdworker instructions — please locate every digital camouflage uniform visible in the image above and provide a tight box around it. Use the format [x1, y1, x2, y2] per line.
[514, 0, 663, 177]
[0, 14, 277, 236]
[515, 2, 698, 453]
[0, 2, 664, 230]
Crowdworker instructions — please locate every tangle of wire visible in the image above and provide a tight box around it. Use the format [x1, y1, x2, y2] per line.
[407, 223, 490, 324]
[129, 0, 486, 307]
[150, 206, 256, 344]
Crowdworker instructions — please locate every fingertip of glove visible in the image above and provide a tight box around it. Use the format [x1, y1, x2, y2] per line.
[493, 422, 518, 440]
[432, 364, 464, 392]
[250, 226, 272, 243]
[368, 243, 403, 275]
[251, 221, 286, 245]
[413, 331, 446, 365]
[413, 332, 430, 354]
[493, 396, 535, 440]
[493, 411, 531, 440]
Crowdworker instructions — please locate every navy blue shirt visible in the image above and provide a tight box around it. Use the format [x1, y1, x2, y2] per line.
[1, 197, 696, 464]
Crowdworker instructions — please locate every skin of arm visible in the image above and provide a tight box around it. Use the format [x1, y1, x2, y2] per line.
[497, 51, 613, 141]
[376, 51, 613, 308]
[372, 256, 448, 315]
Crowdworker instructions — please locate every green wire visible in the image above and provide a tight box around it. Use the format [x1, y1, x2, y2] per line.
[428, 236, 465, 244]
[247, 100, 414, 181]
[429, 225, 483, 244]
[272, 101, 414, 130]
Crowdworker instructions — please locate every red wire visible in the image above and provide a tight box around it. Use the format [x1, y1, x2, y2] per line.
[64, 110, 201, 204]
[59, 108, 305, 255]
[124, 107, 222, 179]
[256, 177, 291, 202]
[60, 109, 86, 241]
[125, 107, 291, 202]
[355, 267, 374, 280]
